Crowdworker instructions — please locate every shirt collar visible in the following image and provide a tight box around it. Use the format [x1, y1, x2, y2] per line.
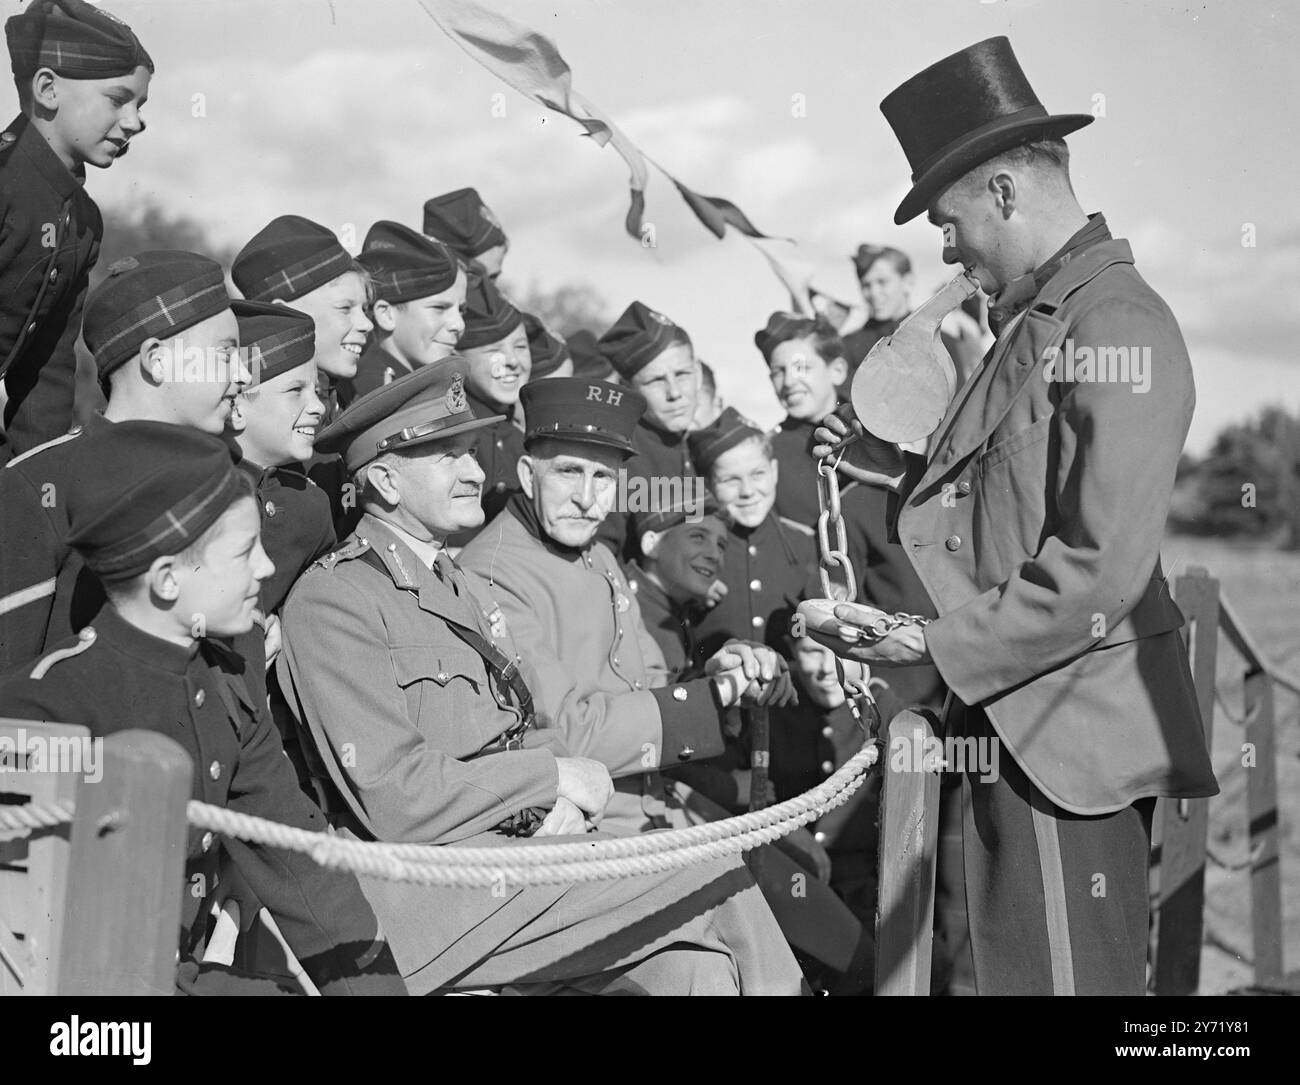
[987, 213, 1111, 335]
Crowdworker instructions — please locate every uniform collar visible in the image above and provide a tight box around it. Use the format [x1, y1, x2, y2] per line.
[6, 112, 84, 196]
[93, 603, 201, 676]
[503, 491, 586, 562]
[356, 513, 444, 582]
[988, 212, 1112, 334]
[635, 416, 688, 450]
[467, 385, 517, 425]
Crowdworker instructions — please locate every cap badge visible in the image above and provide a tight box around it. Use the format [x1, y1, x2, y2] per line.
[107, 257, 140, 276]
[446, 373, 468, 413]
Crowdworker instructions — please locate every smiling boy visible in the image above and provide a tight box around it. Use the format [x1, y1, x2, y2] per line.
[0, 420, 405, 995]
[0, 0, 151, 459]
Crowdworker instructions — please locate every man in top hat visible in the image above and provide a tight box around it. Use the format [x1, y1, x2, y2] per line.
[523, 312, 573, 380]
[814, 36, 1217, 995]
[346, 220, 465, 405]
[688, 407, 818, 667]
[0, 0, 151, 460]
[757, 310, 945, 712]
[459, 379, 872, 993]
[447, 270, 531, 544]
[594, 301, 700, 562]
[276, 359, 804, 994]
[0, 250, 248, 673]
[0, 421, 406, 995]
[422, 186, 508, 280]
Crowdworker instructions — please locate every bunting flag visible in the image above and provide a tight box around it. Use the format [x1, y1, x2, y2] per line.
[416, 0, 780, 244]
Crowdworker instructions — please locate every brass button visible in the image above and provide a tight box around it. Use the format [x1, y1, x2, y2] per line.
[822, 725, 834, 738]
[49, 267, 58, 283]
[813, 831, 827, 844]
[678, 745, 695, 760]
[957, 480, 972, 495]
[78, 626, 96, 642]
[751, 615, 764, 629]
[494, 481, 506, 492]
[201, 832, 215, 852]
[209, 761, 221, 781]
[749, 579, 762, 591]
[612, 656, 620, 665]
[633, 681, 643, 690]
[945, 534, 962, 551]
[194, 689, 206, 708]
[436, 671, 449, 682]
[264, 500, 277, 517]
[672, 687, 687, 702]
[748, 545, 758, 557]
[821, 760, 834, 774]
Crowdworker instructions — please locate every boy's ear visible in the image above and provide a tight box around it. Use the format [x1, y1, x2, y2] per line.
[828, 355, 849, 387]
[640, 529, 661, 559]
[146, 553, 180, 602]
[137, 338, 166, 384]
[372, 298, 397, 333]
[29, 68, 58, 111]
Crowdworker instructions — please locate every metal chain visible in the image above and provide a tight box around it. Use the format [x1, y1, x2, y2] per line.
[815, 455, 857, 601]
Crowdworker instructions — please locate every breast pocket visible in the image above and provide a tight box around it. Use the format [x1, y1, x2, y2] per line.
[973, 415, 1054, 573]
[388, 642, 491, 755]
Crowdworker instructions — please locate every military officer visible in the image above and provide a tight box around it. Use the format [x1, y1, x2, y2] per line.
[448, 270, 530, 544]
[0, 0, 151, 459]
[688, 408, 818, 667]
[814, 36, 1218, 994]
[758, 310, 945, 710]
[0, 421, 406, 995]
[0, 251, 247, 672]
[523, 312, 573, 380]
[276, 358, 804, 995]
[421, 186, 508, 280]
[459, 379, 872, 994]
[593, 301, 700, 561]
[347, 220, 465, 404]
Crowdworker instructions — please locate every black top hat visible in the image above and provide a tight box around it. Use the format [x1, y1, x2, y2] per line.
[881, 36, 1093, 224]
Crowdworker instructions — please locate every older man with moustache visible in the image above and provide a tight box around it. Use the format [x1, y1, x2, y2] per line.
[814, 37, 1217, 995]
[278, 359, 804, 995]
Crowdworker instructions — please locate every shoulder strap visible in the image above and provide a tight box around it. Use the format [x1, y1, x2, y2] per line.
[28, 626, 96, 679]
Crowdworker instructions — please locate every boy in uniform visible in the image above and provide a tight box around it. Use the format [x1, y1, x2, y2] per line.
[421, 186, 508, 280]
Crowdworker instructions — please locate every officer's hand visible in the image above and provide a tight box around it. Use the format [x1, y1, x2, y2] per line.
[811, 405, 908, 489]
[555, 756, 614, 820]
[534, 796, 589, 837]
[259, 612, 282, 669]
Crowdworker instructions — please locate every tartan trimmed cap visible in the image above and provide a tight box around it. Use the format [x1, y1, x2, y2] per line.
[232, 300, 315, 386]
[632, 491, 721, 539]
[359, 220, 459, 304]
[65, 422, 247, 582]
[84, 251, 231, 379]
[6, 0, 153, 80]
[597, 301, 691, 380]
[523, 313, 570, 379]
[232, 215, 355, 303]
[566, 329, 613, 381]
[421, 187, 506, 259]
[754, 311, 819, 362]
[457, 270, 522, 350]
[520, 377, 646, 457]
[315, 355, 503, 474]
[688, 406, 765, 475]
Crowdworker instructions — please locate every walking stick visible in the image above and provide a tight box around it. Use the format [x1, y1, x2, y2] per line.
[744, 706, 771, 879]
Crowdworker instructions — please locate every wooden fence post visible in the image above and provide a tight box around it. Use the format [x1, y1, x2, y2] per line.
[1150, 566, 1219, 995]
[1241, 667, 1283, 985]
[875, 708, 941, 995]
[55, 730, 191, 995]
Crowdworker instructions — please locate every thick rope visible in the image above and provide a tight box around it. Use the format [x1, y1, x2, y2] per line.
[0, 744, 878, 887]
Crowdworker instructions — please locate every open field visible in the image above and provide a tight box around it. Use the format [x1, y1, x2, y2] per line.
[1161, 534, 1300, 993]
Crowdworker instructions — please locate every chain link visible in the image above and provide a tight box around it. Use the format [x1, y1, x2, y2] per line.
[815, 456, 856, 601]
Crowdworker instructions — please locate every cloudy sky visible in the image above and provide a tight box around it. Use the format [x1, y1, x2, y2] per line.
[8, 0, 1297, 449]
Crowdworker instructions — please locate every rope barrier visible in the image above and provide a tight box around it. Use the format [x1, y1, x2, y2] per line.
[0, 743, 878, 887]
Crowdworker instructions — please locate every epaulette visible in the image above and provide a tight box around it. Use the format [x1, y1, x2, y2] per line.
[6, 424, 83, 469]
[309, 535, 372, 572]
[778, 515, 815, 537]
[28, 626, 97, 679]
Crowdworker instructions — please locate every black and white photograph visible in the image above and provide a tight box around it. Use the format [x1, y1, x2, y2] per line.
[0, 0, 1296, 1048]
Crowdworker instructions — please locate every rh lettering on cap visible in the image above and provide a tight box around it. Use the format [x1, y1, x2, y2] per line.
[587, 385, 623, 406]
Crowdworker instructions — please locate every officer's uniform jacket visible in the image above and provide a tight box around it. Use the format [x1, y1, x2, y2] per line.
[692, 511, 816, 667]
[771, 412, 945, 709]
[459, 506, 727, 784]
[277, 513, 563, 847]
[0, 114, 101, 458]
[0, 415, 107, 671]
[0, 605, 399, 995]
[596, 417, 695, 562]
[892, 227, 1218, 813]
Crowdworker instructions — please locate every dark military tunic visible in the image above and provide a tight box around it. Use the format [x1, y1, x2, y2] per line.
[0, 604, 403, 995]
[623, 562, 701, 680]
[337, 341, 410, 411]
[0, 415, 108, 672]
[596, 418, 694, 563]
[0, 114, 102, 460]
[691, 511, 816, 667]
[770, 412, 945, 709]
